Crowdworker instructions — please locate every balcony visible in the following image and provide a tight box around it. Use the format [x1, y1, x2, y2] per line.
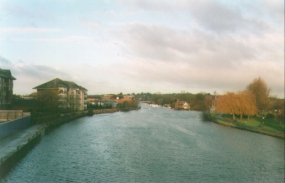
[69, 96, 76, 100]
[58, 93, 67, 96]
[58, 99, 67, 103]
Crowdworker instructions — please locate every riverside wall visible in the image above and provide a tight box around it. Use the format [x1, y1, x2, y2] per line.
[0, 116, 31, 139]
[0, 110, 30, 122]
[0, 113, 87, 179]
[0, 130, 42, 178]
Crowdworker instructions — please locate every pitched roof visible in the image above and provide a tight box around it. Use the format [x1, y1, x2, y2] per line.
[88, 95, 102, 98]
[33, 78, 87, 91]
[116, 96, 133, 103]
[63, 80, 87, 91]
[0, 68, 16, 80]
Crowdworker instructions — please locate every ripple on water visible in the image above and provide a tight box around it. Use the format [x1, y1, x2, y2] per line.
[2, 105, 285, 182]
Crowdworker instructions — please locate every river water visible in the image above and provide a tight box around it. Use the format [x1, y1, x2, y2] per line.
[2, 104, 284, 182]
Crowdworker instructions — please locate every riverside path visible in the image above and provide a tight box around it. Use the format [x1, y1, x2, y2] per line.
[0, 125, 45, 178]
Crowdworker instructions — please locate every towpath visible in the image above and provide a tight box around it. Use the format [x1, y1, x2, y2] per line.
[0, 125, 44, 162]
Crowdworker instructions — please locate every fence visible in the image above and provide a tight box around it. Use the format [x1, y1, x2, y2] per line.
[0, 116, 31, 139]
[0, 110, 30, 122]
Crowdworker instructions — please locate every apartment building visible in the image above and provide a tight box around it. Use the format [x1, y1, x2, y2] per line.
[0, 68, 16, 108]
[33, 78, 87, 110]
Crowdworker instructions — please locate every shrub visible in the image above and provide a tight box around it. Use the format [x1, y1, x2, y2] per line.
[201, 111, 213, 121]
[265, 113, 275, 119]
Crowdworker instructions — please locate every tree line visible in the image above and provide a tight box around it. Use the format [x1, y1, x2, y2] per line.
[135, 77, 284, 123]
[216, 90, 257, 120]
[215, 77, 284, 123]
[10, 77, 284, 124]
[136, 92, 213, 111]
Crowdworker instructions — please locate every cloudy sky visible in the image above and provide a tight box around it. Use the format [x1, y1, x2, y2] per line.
[0, 0, 284, 97]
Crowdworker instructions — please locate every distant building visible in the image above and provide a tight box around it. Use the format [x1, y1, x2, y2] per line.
[0, 68, 16, 109]
[102, 94, 113, 100]
[87, 95, 102, 104]
[178, 101, 190, 110]
[116, 96, 133, 104]
[164, 104, 171, 108]
[20, 92, 37, 100]
[33, 78, 88, 110]
[102, 99, 118, 108]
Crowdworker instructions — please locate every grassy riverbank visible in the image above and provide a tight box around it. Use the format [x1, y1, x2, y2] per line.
[212, 114, 285, 138]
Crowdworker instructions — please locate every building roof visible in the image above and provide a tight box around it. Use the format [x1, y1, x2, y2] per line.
[116, 96, 133, 103]
[33, 78, 87, 91]
[88, 95, 102, 98]
[179, 101, 190, 106]
[0, 68, 16, 80]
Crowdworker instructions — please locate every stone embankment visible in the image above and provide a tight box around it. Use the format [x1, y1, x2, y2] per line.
[0, 125, 44, 178]
[0, 107, 142, 179]
[0, 113, 86, 179]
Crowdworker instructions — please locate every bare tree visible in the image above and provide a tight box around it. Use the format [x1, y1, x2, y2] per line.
[247, 77, 271, 113]
[216, 92, 236, 120]
[238, 90, 258, 119]
[36, 90, 59, 113]
[216, 91, 258, 120]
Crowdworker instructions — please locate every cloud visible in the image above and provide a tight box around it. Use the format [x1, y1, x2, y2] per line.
[257, 0, 284, 23]
[6, 62, 72, 94]
[112, 21, 283, 97]
[119, 0, 277, 34]
[119, 0, 173, 12]
[37, 36, 95, 44]
[0, 2, 33, 18]
[0, 2, 54, 21]
[11, 62, 117, 95]
[0, 56, 11, 64]
[185, 1, 272, 34]
[117, 23, 256, 66]
[1, 0, 283, 98]
[113, 57, 284, 97]
[187, 1, 244, 33]
[81, 20, 103, 29]
[0, 34, 95, 44]
[0, 27, 61, 34]
[14, 64, 65, 78]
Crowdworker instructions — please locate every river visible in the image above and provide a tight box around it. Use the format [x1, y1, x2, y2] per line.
[2, 104, 284, 182]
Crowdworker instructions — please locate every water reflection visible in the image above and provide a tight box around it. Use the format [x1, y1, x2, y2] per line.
[3, 104, 284, 182]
